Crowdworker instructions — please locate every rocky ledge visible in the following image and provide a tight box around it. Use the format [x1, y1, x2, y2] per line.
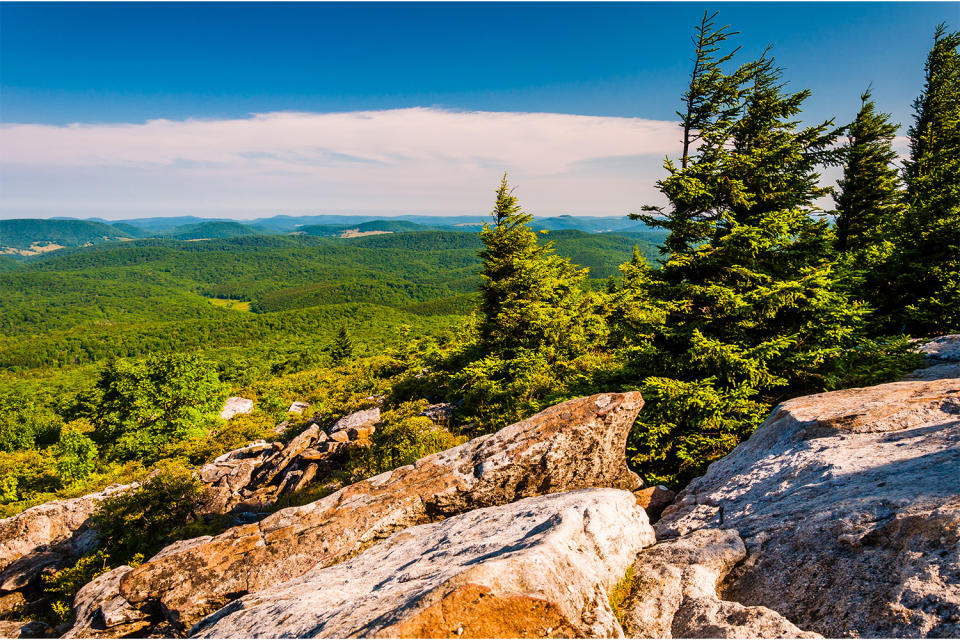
[2, 337, 959, 639]
[71, 392, 645, 635]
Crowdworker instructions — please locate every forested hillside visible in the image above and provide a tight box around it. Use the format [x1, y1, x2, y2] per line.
[0, 15, 956, 633]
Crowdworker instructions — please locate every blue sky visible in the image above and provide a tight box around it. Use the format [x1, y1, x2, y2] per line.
[1, 2, 957, 219]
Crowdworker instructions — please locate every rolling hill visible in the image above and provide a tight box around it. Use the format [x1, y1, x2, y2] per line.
[0, 219, 135, 255]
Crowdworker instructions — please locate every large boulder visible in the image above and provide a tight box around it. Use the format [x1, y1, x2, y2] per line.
[115, 392, 644, 630]
[219, 397, 254, 420]
[653, 377, 960, 637]
[0, 484, 133, 592]
[617, 529, 820, 638]
[191, 488, 654, 639]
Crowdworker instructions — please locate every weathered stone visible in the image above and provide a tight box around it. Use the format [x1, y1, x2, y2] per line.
[329, 407, 380, 434]
[219, 397, 254, 420]
[191, 489, 654, 639]
[0, 591, 26, 617]
[0, 484, 132, 590]
[0, 620, 51, 639]
[634, 485, 677, 523]
[65, 566, 149, 639]
[249, 424, 320, 488]
[287, 401, 310, 414]
[347, 426, 375, 440]
[329, 429, 349, 443]
[117, 392, 644, 630]
[420, 402, 455, 425]
[918, 334, 960, 362]
[618, 529, 819, 638]
[655, 377, 960, 638]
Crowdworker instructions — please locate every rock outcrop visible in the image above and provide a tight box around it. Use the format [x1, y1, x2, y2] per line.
[905, 333, 960, 381]
[0, 484, 133, 594]
[219, 397, 254, 420]
[105, 392, 643, 631]
[617, 529, 820, 639]
[191, 489, 654, 639]
[650, 376, 960, 637]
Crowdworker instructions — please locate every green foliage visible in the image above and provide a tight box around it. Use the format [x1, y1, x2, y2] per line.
[615, 20, 915, 486]
[91, 463, 205, 565]
[0, 219, 134, 251]
[609, 566, 636, 630]
[887, 24, 960, 335]
[87, 353, 228, 462]
[43, 550, 112, 624]
[330, 326, 354, 363]
[834, 89, 905, 257]
[347, 400, 464, 480]
[55, 421, 98, 484]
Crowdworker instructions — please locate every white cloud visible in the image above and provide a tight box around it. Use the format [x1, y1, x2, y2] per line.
[0, 108, 679, 218]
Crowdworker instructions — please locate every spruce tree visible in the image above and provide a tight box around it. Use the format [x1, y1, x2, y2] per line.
[331, 325, 354, 363]
[891, 25, 960, 334]
[478, 174, 591, 359]
[450, 174, 599, 428]
[622, 28, 887, 485]
[834, 89, 905, 257]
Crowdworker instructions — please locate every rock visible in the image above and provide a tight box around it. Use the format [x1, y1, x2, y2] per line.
[905, 334, 960, 381]
[0, 484, 133, 591]
[328, 429, 349, 443]
[219, 397, 254, 420]
[65, 566, 149, 639]
[116, 392, 644, 630]
[287, 401, 310, 414]
[329, 407, 380, 434]
[346, 426, 375, 440]
[191, 489, 654, 639]
[272, 420, 289, 435]
[918, 334, 960, 361]
[634, 485, 677, 523]
[0, 620, 52, 639]
[617, 529, 819, 638]
[655, 377, 960, 638]
[0, 591, 26, 616]
[420, 402, 454, 425]
[249, 424, 321, 488]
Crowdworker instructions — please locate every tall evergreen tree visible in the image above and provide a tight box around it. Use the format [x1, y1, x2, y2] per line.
[891, 25, 960, 334]
[621, 28, 898, 485]
[330, 325, 354, 363]
[447, 174, 601, 428]
[477, 174, 592, 359]
[834, 89, 905, 256]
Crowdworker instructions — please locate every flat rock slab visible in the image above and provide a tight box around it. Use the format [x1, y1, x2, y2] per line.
[191, 488, 654, 639]
[655, 377, 960, 638]
[117, 392, 644, 630]
[220, 397, 254, 420]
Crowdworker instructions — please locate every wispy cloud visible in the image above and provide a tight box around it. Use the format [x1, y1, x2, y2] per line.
[0, 108, 680, 219]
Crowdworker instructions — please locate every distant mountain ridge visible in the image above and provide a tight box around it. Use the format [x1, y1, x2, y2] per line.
[0, 219, 135, 254]
[0, 215, 660, 259]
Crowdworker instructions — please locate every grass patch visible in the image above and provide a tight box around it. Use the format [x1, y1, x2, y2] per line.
[208, 297, 252, 312]
[609, 565, 636, 631]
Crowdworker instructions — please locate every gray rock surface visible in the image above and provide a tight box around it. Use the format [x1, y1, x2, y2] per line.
[65, 566, 147, 639]
[219, 397, 254, 420]
[191, 489, 654, 639]
[655, 376, 960, 637]
[0, 484, 132, 592]
[905, 333, 960, 381]
[329, 407, 380, 434]
[114, 392, 645, 630]
[618, 529, 820, 638]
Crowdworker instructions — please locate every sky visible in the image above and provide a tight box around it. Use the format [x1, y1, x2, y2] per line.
[1, 1, 957, 220]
